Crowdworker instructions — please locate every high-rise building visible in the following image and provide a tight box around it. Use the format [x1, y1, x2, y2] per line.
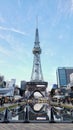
[20, 80, 26, 96]
[21, 80, 26, 90]
[56, 67, 73, 88]
[70, 73, 73, 82]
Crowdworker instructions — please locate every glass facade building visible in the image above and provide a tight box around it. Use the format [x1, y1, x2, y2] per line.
[56, 67, 73, 88]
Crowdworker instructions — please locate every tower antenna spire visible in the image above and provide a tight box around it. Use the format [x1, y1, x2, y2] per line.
[31, 17, 44, 82]
[36, 15, 38, 28]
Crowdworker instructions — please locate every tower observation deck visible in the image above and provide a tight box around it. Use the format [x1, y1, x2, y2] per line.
[31, 27, 43, 82]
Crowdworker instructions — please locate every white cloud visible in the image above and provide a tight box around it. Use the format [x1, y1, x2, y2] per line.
[4, 34, 30, 56]
[0, 25, 30, 59]
[57, 0, 73, 16]
[11, 28, 27, 36]
[51, 0, 72, 26]
[0, 26, 28, 36]
[0, 33, 31, 63]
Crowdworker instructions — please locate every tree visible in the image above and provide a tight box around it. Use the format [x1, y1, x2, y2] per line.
[50, 88, 55, 97]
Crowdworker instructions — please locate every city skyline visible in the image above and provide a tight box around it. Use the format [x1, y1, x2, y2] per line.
[0, 0, 73, 90]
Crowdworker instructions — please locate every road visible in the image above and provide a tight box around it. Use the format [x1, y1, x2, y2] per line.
[0, 123, 73, 130]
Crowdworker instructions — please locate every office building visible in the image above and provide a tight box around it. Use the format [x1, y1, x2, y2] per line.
[21, 80, 26, 90]
[70, 73, 73, 82]
[56, 67, 73, 88]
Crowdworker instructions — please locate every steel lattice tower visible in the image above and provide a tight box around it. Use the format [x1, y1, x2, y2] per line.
[31, 27, 44, 82]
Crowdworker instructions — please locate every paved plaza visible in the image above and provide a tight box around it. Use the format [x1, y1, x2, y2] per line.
[0, 123, 73, 130]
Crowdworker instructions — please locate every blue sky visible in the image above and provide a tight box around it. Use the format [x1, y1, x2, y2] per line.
[0, 0, 73, 90]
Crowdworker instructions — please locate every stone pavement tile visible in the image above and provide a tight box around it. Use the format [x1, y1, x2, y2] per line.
[0, 123, 73, 130]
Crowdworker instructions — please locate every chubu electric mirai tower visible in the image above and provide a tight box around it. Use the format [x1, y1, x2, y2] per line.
[26, 24, 48, 98]
[31, 27, 43, 82]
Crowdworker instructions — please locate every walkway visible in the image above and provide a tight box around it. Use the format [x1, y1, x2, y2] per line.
[0, 123, 73, 130]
